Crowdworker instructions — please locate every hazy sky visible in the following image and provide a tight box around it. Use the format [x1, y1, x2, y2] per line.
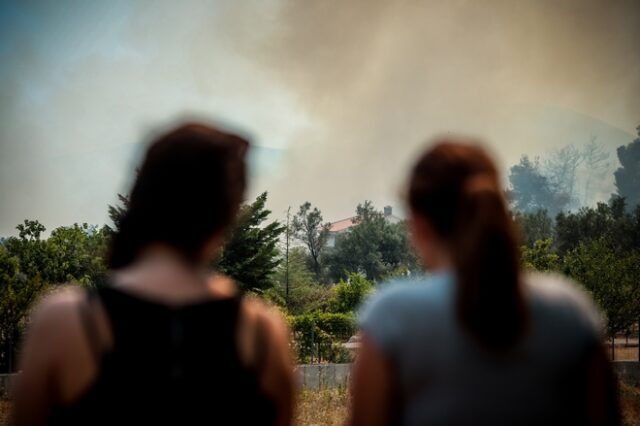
[1, 0, 639, 236]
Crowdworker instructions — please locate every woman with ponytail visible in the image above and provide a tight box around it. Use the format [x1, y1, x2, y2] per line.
[350, 140, 619, 425]
[13, 123, 294, 426]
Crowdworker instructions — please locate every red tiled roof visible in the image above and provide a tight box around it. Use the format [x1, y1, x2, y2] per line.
[329, 217, 356, 233]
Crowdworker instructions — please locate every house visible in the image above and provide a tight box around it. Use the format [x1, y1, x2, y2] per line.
[325, 205, 402, 247]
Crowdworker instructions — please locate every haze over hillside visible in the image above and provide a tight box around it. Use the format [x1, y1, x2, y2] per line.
[1, 0, 638, 235]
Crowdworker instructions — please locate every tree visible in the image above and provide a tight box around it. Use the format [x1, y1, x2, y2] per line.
[323, 201, 414, 282]
[107, 193, 130, 233]
[47, 223, 110, 286]
[563, 240, 640, 344]
[514, 209, 554, 247]
[0, 245, 48, 372]
[581, 137, 610, 205]
[508, 156, 568, 215]
[269, 247, 333, 315]
[292, 202, 330, 280]
[614, 126, 640, 210]
[3, 220, 56, 282]
[555, 197, 639, 255]
[215, 192, 285, 292]
[544, 144, 584, 210]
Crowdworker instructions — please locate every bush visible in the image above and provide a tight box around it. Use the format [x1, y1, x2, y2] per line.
[288, 312, 356, 363]
[330, 272, 373, 313]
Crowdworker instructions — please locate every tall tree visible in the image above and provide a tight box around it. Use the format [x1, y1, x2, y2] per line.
[215, 192, 285, 292]
[292, 202, 330, 280]
[270, 246, 332, 314]
[544, 144, 584, 209]
[614, 126, 640, 210]
[107, 193, 130, 233]
[581, 137, 610, 205]
[508, 156, 568, 215]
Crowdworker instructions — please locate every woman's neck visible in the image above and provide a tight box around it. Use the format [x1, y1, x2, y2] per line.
[110, 244, 216, 304]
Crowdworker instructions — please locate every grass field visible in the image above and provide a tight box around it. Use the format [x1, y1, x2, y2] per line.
[2, 384, 639, 425]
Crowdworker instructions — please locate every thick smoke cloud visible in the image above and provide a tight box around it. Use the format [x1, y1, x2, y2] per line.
[0, 0, 638, 234]
[248, 0, 640, 219]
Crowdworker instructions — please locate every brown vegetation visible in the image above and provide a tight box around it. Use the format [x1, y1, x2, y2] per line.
[1, 384, 638, 426]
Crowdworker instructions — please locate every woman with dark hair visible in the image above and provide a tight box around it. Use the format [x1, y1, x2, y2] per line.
[12, 124, 295, 425]
[350, 140, 619, 426]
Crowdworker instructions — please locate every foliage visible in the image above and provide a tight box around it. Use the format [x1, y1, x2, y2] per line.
[555, 196, 640, 255]
[514, 209, 554, 247]
[271, 247, 333, 314]
[215, 192, 285, 292]
[323, 202, 416, 282]
[0, 245, 49, 372]
[292, 202, 330, 280]
[562, 240, 640, 337]
[330, 272, 373, 313]
[543, 144, 584, 210]
[288, 312, 356, 363]
[3, 220, 109, 286]
[107, 193, 130, 233]
[46, 224, 110, 286]
[508, 155, 569, 215]
[521, 239, 560, 272]
[614, 126, 640, 211]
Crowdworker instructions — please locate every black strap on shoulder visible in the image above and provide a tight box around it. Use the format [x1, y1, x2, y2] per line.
[78, 289, 104, 364]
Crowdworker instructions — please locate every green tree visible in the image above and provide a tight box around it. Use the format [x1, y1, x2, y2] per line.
[215, 192, 285, 292]
[555, 197, 639, 255]
[614, 126, 640, 210]
[292, 202, 330, 279]
[514, 210, 554, 247]
[107, 193, 130, 233]
[0, 246, 48, 372]
[323, 202, 415, 282]
[508, 155, 569, 215]
[563, 240, 640, 340]
[3, 220, 56, 281]
[47, 223, 110, 286]
[268, 247, 333, 314]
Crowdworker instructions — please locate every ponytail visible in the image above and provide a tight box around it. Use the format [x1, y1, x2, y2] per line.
[408, 141, 527, 350]
[452, 176, 525, 349]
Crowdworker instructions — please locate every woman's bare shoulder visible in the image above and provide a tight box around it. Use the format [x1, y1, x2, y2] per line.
[241, 295, 290, 340]
[28, 286, 87, 335]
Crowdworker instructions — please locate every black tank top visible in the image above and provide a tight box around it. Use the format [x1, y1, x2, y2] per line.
[48, 286, 277, 425]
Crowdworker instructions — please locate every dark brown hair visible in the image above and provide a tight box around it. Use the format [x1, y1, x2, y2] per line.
[408, 140, 527, 349]
[108, 123, 248, 269]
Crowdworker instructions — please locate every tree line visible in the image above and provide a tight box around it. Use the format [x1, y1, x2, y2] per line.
[1, 127, 639, 368]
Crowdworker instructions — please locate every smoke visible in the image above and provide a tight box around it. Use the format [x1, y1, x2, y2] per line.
[0, 0, 638, 234]
[245, 0, 640, 219]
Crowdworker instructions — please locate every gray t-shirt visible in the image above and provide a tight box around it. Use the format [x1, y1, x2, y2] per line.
[358, 271, 603, 426]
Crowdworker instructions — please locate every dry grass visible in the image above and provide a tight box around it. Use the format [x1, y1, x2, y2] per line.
[613, 346, 639, 361]
[296, 388, 349, 426]
[0, 401, 10, 426]
[621, 383, 640, 426]
[1, 384, 638, 426]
